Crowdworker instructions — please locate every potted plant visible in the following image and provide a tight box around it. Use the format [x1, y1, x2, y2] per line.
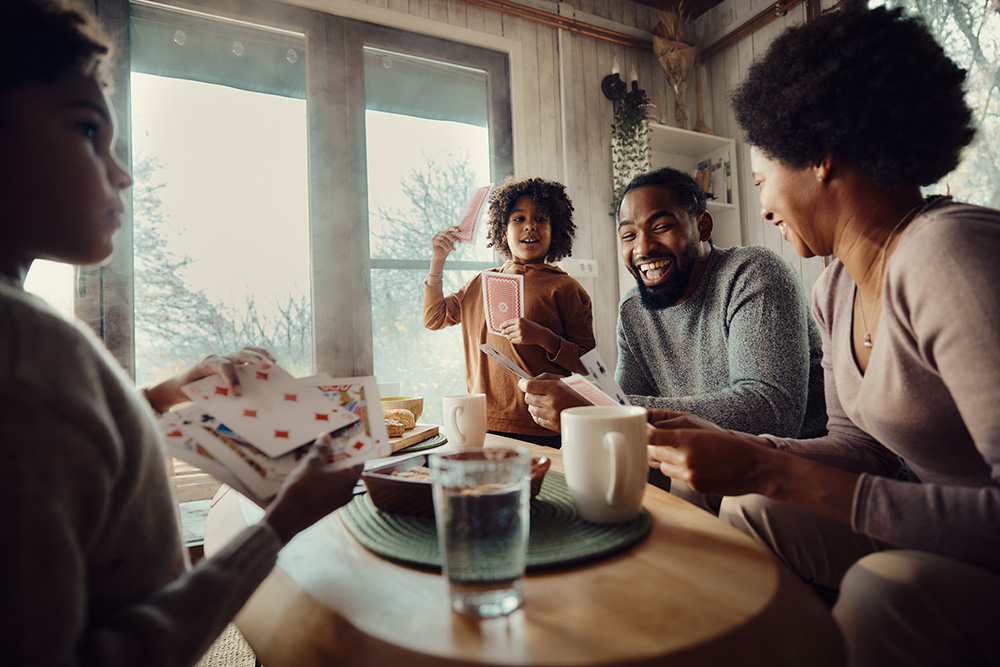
[610, 86, 652, 217]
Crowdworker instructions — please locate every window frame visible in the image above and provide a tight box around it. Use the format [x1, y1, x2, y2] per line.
[89, 0, 513, 379]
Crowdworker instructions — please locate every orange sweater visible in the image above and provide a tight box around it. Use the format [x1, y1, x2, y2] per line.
[424, 261, 595, 436]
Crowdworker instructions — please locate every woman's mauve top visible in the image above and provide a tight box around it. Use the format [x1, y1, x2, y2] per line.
[766, 197, 1000, 573]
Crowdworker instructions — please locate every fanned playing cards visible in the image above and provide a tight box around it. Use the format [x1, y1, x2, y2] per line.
[482, 270, 524, 334]
[157, 366, 388, 505]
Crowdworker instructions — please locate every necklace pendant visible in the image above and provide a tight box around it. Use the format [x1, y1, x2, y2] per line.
[863, 334, 873, 349]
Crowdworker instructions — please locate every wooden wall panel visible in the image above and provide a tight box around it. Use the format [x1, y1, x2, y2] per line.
[696, 0, 825, 295]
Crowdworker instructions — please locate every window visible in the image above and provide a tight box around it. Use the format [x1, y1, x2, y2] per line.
[362, 36, 512, 423]
[86, 0, 512, 412]
[873, 0, 999, 208]
[23, 261, 75, 320]
[129, 3, 311, 386]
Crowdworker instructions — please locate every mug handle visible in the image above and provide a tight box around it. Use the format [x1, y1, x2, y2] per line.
[603, 431, 626, 506]
[448, 405, 466, 447]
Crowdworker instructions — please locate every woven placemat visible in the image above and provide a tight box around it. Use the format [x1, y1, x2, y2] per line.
[393, 432, 447, 455]
[341, 470, 651, 571]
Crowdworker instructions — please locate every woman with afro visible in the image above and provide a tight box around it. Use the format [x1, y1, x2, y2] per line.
[424, 177, 595, 447]
[643, 4, 1000, 664]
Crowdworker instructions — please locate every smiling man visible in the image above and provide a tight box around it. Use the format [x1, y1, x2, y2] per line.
[520, 167, 826, 508]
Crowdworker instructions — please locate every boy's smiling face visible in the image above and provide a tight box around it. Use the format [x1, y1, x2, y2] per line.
[0, 75, 131, 279]
[505, 195, 552, 265]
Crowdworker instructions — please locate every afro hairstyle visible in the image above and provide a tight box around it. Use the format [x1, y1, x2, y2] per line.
[485, 177, 577, 263]
[730, 4, 975, 187]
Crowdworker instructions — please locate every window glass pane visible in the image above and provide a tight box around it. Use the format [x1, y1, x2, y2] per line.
[872, 0, 1000, 208]
[130, 14, 311, 387]
[366, 53, 495, 423]
[23, 260, 74, 320]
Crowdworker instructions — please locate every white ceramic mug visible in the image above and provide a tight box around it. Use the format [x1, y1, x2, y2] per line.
[561, 405, 648, 523]
[442, 393, 487, 449]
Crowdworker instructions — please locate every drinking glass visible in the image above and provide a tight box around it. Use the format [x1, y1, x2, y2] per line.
[430, 446, 531, 617]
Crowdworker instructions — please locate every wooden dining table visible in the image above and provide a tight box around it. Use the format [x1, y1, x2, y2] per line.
[204, 434, 845, 666]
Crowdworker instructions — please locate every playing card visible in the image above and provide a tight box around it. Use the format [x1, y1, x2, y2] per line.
[157, 411, 256, 499]
[180, 365, 360, 458]
[478, 343, 531, 379]
[560, 374, 620, 406]
[482, 271, 524, 335]
[454, 185, 491, 243]
[579, 348, 631, 406]
[309, 373, 391, 461]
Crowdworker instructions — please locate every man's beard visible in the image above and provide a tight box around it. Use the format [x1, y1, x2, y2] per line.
[633, 243, 700, 310]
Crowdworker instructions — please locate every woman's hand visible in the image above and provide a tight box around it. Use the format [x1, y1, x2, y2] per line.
[142, 347, 276, 414]
[517, 373, 588, 432]
[645, 409, 778, 497]
[500, 317, 558, 352]
[263, 433, 364, 544]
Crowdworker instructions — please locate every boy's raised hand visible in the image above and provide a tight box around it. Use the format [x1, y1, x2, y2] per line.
[430, 226, 462, 263]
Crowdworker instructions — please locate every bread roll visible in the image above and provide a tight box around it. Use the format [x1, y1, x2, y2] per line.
[382, 408, 415, 430]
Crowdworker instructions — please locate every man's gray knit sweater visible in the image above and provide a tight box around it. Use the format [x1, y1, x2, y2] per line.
[616, 245, 826, 438]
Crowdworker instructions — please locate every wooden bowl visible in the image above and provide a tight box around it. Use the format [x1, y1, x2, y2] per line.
[361, 453, 551, 517]
[380, 396, 424, 422]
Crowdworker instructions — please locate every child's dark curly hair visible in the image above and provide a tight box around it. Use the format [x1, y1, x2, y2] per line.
[731, 4, 975, 187]
[485, 177, 576, 263]
[0, 0, 114, 97]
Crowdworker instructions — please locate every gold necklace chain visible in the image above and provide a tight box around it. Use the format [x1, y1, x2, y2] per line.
[857, 201, 926, 349]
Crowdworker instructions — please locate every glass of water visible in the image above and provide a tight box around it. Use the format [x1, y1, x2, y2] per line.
[430, 446, 531, 617]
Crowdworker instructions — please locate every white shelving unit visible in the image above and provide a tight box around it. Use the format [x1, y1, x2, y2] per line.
[617, 123, 741, 299]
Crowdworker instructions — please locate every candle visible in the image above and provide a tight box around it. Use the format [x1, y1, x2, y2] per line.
[630, 66, 638, 84]
[612, 59, 620, 76]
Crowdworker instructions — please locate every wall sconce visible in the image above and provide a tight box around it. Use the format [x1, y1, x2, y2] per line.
[602, 61, 646, 103]
[601, 60, 626, 102]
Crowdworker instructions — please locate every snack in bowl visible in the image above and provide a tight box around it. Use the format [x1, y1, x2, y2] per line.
[382, 408, 416, 430]
[380, 396, 424, 422]
[362, 453, 551, 517]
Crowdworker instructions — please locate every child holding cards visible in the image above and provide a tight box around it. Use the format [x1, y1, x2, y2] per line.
[0, 2, 360, 664]
[424, 177, 595, 447]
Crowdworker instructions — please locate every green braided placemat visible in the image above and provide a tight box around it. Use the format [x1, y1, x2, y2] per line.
[341, 470, 651, 571]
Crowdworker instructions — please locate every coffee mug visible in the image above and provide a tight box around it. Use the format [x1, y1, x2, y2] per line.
[561, 405, 648, 523]
[442, 393, 487, 449]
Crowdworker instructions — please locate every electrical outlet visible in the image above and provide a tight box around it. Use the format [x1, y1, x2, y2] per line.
[558, 258, 599, 278]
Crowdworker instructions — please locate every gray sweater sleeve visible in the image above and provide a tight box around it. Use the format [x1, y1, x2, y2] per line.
[617, 247, 819, 437]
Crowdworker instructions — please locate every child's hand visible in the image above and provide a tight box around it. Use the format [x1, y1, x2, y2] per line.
[499, 318, 559, 352]
[430, 227, 461, 263]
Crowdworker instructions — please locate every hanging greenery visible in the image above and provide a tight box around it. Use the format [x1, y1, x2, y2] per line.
[610, 87, 652, 217]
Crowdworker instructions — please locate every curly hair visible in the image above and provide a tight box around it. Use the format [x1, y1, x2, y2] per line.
[0, 0, 113, 99]
[485, 177, 577, 263]
[619, 167, 707, 220]
[731, 4, 975, 187]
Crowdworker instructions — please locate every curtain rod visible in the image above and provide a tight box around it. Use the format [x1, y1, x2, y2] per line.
[702, 0, 820, 60]
[458, 0, 652, 50]
[458, 0, 821, 58]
